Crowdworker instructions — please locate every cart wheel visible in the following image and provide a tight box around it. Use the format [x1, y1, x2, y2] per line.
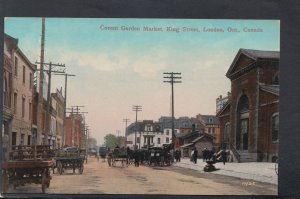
[57, 161, 63, 175]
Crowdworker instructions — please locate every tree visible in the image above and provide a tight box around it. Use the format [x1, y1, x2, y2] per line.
[104, 134, 118, 149]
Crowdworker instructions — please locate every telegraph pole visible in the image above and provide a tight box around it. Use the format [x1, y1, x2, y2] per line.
[55, 73, 75, 146]
[123, 118, 130, 146]
[37, 17, 45, 145]
[36, 62, 65, 146]
[132, 105, 142, 149]
[163, 72, 182, 149]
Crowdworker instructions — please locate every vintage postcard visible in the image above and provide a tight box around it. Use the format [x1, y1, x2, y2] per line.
[2, 17, 279, 196]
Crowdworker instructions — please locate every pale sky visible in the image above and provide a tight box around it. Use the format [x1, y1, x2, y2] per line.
[4, 18, 280, 145]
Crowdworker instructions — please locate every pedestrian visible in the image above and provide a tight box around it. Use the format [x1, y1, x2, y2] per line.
[134, 150, 140, 167]
[202, 148, 207, 162]
[221, 150, 227, 165]
[193, 147, 198, 164]
[178, 150, 181, 162]
[174, 150, 179, 162]
[190, 148, 194, 162]
[107, 152, 112, 167]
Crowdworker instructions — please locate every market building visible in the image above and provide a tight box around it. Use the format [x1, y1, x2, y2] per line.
[217, 48, 279, 162]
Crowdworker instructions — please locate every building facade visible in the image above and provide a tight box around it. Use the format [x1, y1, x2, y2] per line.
[196, 114, 220, 150]
[3, 34, 15, 160]
[218, 48, 279, 162]
[51, 89, 64, 148]
[64, 113, 84, 148]
[6, 34, 36, 150]
[126, 120, 171, 149]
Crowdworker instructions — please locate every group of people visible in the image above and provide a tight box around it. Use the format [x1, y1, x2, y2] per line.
[106, 146, 228, 167]
[186, 147, 229, 165]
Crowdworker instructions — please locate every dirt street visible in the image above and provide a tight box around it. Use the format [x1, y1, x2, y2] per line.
[4, 157, 277, 195]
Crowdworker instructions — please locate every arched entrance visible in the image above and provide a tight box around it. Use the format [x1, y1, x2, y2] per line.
[236, 94, 249, 150]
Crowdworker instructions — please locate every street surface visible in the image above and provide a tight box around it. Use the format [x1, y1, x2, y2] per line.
[3, 157, 277, 196]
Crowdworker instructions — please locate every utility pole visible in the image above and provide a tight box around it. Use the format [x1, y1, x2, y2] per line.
[163, 72, 182, 149]
[132, 105, 142, 149]
[123, 118, 130, 146]
[37, 17, 45, 145]
[36, 62, 65, 146]
[55, 73, 75, 146]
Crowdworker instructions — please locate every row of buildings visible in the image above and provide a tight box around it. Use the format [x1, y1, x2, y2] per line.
[126, 48, 279, 162]
[2, 34, 93, 160]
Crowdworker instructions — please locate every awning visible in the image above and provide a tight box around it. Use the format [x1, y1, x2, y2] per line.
[180, 143, 194, 148]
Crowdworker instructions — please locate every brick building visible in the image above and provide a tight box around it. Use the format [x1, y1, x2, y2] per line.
[51, 89, 65, 148]
[217, 48, 279, 162]
[196, 114, 220, 149]
[64, 113, 84, 147]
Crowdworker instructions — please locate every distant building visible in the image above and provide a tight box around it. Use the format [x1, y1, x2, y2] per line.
[51, 88, 65, 148]
[126, 120, 170, 149]
[125, 117, 204, 149]
[196, 114, 220, 149]
[216, 92, 231, 113]
[64, 113, 84, 147]
[218, 48, 279, 162]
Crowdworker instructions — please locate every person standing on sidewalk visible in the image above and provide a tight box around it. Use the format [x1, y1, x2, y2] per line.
[221, 150, 227, 165]
[190, 148, 194, 162]
[193, 147, 198, 164]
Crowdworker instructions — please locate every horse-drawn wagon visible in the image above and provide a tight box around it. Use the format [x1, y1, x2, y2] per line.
[147, 145, 172, 166]
[2, 145, 54, 193]
[110, 147, 128, 167]
[53, 147, 85, 175]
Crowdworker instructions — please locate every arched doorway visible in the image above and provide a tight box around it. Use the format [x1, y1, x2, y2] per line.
[236, 94, 249, 150]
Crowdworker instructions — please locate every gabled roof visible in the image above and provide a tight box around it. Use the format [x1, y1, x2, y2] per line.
[226, 48, 279, 78]
[239, 49, 279, 60]
[198, 115, 219, 125]
[260, 85, 280, 96]
[175, 131, 200, 139]
[191, 133, 213, 143]
[180, 133, 213, 148]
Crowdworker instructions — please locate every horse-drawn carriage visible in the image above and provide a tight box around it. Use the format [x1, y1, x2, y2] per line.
[110, 147, 128, 167]
[53, 147, 85, 175]
[2, 145, 54, 193]
[147, 145, 172, 166]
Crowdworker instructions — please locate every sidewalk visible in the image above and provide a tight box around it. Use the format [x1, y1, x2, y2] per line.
[172, 157, 278, 185]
